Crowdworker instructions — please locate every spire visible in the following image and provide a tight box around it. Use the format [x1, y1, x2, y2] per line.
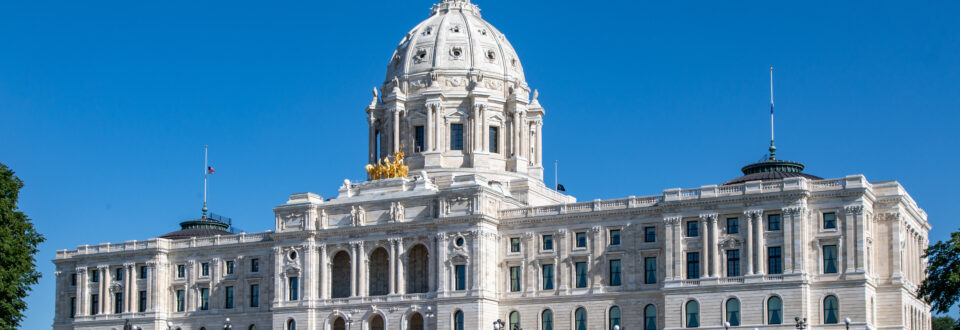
[769, 66, 776, 160]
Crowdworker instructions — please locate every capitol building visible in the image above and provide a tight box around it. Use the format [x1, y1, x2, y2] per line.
[52, 0, 932, 329]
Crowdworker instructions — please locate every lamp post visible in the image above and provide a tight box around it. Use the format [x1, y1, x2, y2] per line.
[614, 325, 623, 330]
[794, 316, 808, 330]
[724, 321, 731, 330]
[844, 317, 851, 330]
[493, 319, 506, 330]
[167, 321, 174, 330]
[224, 317, 233, 330]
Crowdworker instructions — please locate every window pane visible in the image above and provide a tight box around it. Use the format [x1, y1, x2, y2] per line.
[768, 214, 781, 231]
[510, 311, 520, 329]
[415, 126, 425, 152]
[686, 301, 699, 328]
[824, 296, 839, 324]
[289, 277, 299, 301]
[543, 235, 553, 250]
[575, 308, 587, 330]
[200, 288, 209, 310]
[726, 299, 740, 326]
[454, 311, 464, 330]
[510, 267, 521, 292]
[645, 227, 656, 242]
[139, 291, 147, 312]
[489, 127, 498, 153]
[727, 249, 740, 277]
[645, 257, 657, 284]
[768, 297, 783, 324]
[644, 305, 657, 330]
[542, 310, 554, 330]
[609, 260, 621, 286]
[823, 245, 838, 274]
[687, 221, 699, 237]
[768, 247, 783, 274]
[510, 238, 521, 252]
[824, 212, 836, 229]
[727, 217, 739, 234]
[225, 286, 234, 309]
[687, 253, 700, 279]
[609, 306, 621, 330]
[575, 262, 587, 288]
[250, 284, 260, 307]
[455, 265, 466, 290]
[450, 124, 463, 150]
[542, 264, 554, 290]
[610, 229, 621, 245]
[576, 232, 587, 247]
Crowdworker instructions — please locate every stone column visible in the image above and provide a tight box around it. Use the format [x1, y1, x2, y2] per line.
[97, 266, 107, 314]
[436, 233, 448, 294]
[75, 267, 86, 316]
[319, 245, 328, 299]
[273, 248, 282, 304]
[481, 107, 488, 152]
[709, 215, 719, 277]
[431, 234, 441, 293]
[672, 219, 683, 280]
[699, 219, 709, 278]
[745, 212, 754, 275]
[782, 208, 794, 274]
[662, 219, 674, 280]
[304, 240, 316, 300]
[125, 263, 135, 312]
[388, 238, 398, 295]
[846, 205, 865, 273]
[368, 116, 377, 163]
[392, 109, 401, 153]
[755, 212, 766, 275]
[350, 242, 359, 297]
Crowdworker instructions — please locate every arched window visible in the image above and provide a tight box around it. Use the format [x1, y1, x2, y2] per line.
[454, 310, 464, 330]
[609, 306, 621, 330]
[409, 312, 424, 330]
[685, 300, 700, 328]
[542, 310, 554, 330]
[407, 244, 430, 293]
[824, 295, 839, 324]
[369, 248, 389, 296]
[370, 314, 385, 330]
[286, 319, 296, 330]
[333, 317, 346, 330]
[575, 307, 587, 330]
[768, 296, 783, 324]
[510, 311, 520, 330]
[331, 251, 351, 298]
[644, 304, 657, 330]
[725, 298, 741, 326]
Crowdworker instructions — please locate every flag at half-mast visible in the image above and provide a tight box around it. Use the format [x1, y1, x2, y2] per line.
[207, 166, 215, 174]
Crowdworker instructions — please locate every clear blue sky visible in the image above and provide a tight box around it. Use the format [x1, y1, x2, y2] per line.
[2, 0, 958, 327]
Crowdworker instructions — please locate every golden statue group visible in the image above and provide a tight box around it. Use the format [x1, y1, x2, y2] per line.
[365, 148, 410, 180]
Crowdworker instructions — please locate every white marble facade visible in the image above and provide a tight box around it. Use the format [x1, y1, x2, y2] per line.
[52, 1, 932, 329]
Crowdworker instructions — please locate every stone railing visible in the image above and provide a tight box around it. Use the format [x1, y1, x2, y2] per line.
[499, 177, 854, 220]
[57, 232, 271, 259]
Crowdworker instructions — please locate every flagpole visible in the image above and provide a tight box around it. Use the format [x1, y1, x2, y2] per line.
[769, 66, 776, 160]
[203, 145, 208, 218]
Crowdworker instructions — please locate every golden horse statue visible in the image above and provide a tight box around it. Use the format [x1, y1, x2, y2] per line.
[365, 147, 410, 180]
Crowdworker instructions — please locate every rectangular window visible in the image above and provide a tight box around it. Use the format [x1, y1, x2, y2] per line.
[201, 262, 210, 276]
[450, 124, 464, 151]
[200, 288, 209, 310]
[226, 261, 234, 275]
[687, 252, 701, 279]
[727, 217, 739, 234]
[224, 286, 234, 309]
[175, 290, 185, 312]
[823, 245, 839, 274]
[138, 290, 147, 312]
[610, 229, 621, 245]
[177, 265, 185, 278]
[115, 268, 123, 281]
[542, 264, 554, 290]
[510, 237, 521, 253]
[768, 214, 782, 231]
[687, 220, 699, 237]
[251, 258, 260, 272]
[70, 297, 76, 318]
[250, 284, 260, 307]
[609, 259, 622, 286]
[823, 212, 837, 229]
[575, 262, 588, 288]
[727, 249, 741, 277]
[91, 294, 99, 315]
[644, 226, 656, 242]
[91, 269, 99, 283]
[509, 266, 521, 292]
[289, 277, 299, 301]
[415, 125, 425, 152]
[542, 235, 554, 250]
[139, 266, 147, 279]
[455, 265, 466, 290]
[644, 257, 657, 284]
[768, 247, 783, 274]
[71, 273, 77, 286]
[114, 292, 123, 314]
[576, 232, 587, 248]
[489, 126, 499, 153]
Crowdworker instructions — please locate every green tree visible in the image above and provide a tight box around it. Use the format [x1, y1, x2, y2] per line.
[919, 229, 960, 317]
[0, 163, 45, 329]
[931, 316, 958, 330]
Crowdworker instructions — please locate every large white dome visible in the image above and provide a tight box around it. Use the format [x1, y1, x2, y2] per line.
[384, 0, 525, 85]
